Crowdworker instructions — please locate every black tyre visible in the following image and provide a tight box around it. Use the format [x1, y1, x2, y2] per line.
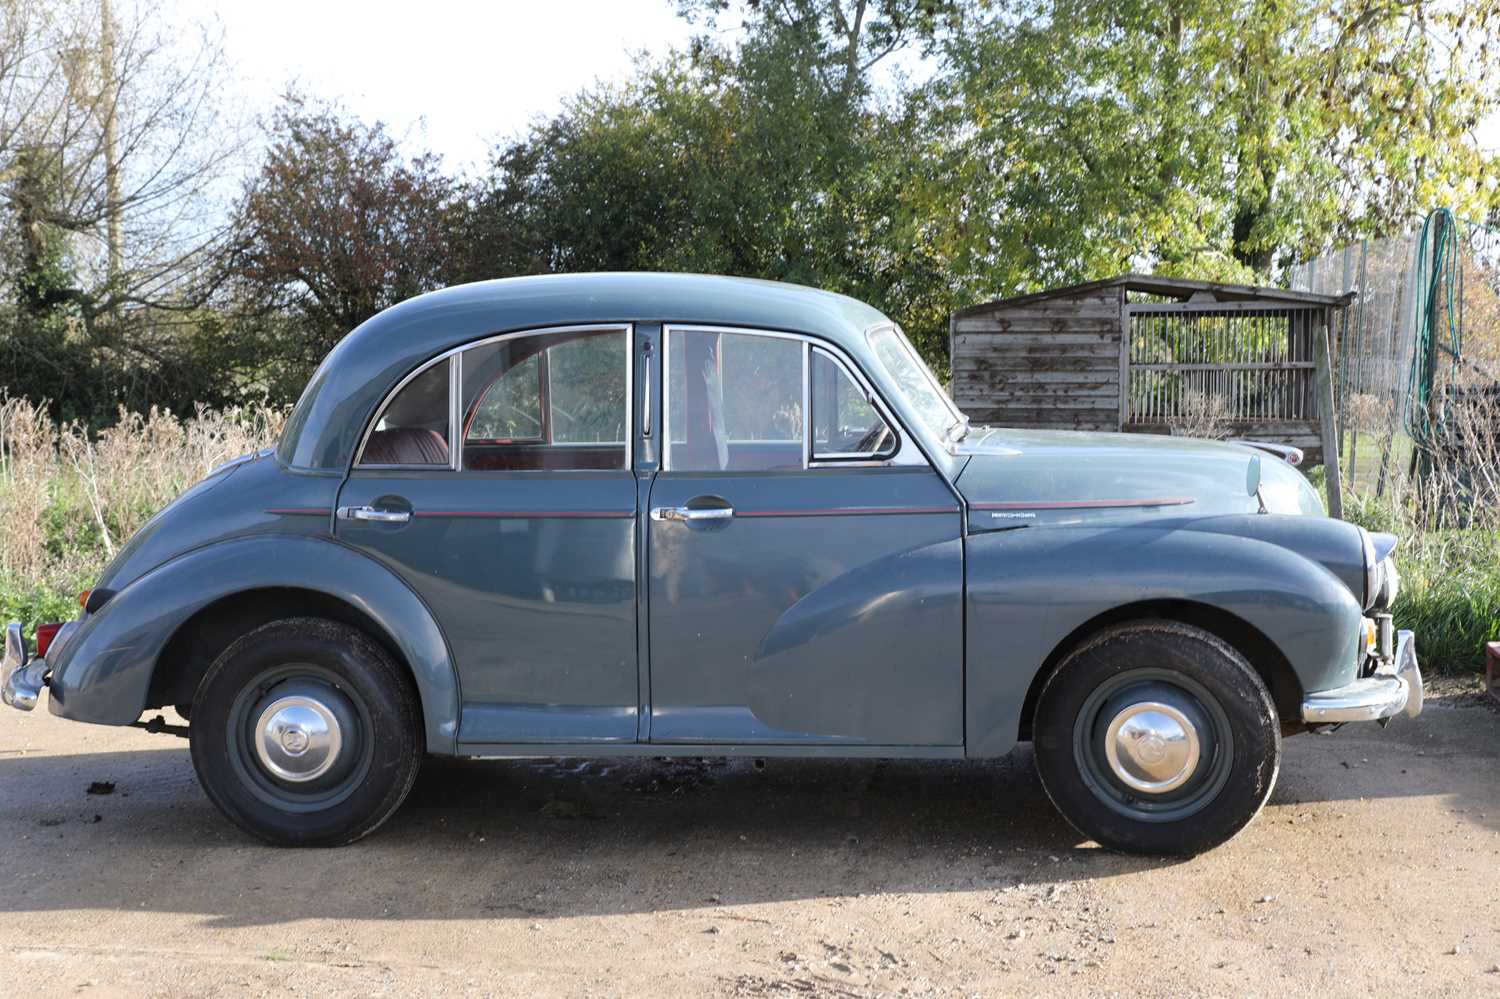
[189, 618, 423, 846]
[1032, 621, 1280, 855]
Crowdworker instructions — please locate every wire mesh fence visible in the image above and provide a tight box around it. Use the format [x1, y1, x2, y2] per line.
[1290, 211, 1500, 519]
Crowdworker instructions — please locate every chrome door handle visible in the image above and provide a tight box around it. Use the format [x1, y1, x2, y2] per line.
[337, 505, 411, 524]
[650, 505, 733, 522]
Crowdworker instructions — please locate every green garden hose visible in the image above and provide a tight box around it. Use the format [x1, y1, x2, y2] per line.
[1403, 207, 1463, 444]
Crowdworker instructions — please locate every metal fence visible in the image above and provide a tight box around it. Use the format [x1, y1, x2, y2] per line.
[1290, 210, 1500, 496]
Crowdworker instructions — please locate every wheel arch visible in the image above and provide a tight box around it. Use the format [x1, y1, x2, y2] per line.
[45, 535, 461, 754]
[1015, 599, 1305, 744]
[151, 587, 411, 716]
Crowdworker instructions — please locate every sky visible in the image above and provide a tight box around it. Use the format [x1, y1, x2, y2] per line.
[190, 0, 1498, 175]
[199, 0, 701, 175]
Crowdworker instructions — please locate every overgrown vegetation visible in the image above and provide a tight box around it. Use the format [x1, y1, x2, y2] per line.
[1343, 492, 1500, 674]
[0, 396, 284, 632]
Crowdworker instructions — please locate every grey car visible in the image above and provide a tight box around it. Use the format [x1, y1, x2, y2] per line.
[4, 273, 1422, 853]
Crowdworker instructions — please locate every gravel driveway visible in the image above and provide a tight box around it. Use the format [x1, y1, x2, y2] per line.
[2, 688, 1497, 997]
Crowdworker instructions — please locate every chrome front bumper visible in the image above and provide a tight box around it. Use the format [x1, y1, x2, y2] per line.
[1301, 629, 1423, 724]
[2, 622, 48, 712]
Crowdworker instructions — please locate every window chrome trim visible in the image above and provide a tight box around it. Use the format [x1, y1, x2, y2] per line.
[660, 324, 926, 472]
[448, 351, 461, 471]
[353, 323, 634, 472]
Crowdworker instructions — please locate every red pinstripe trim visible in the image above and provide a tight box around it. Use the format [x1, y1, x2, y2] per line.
[735, 506, 958, 518]
[970, 497, 1195, 511]
[265, 507, 331, 516]
[412, 510, 634, 519]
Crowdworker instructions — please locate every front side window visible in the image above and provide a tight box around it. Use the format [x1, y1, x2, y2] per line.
[359, 358, 452, 466]
[811, 348, 895, 460]
[667, 329, 804, 471]
[462, 329, 627, 471]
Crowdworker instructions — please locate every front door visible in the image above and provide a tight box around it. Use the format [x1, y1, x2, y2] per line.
[336, 324, 640, 746]
[646, 326, 964, 746]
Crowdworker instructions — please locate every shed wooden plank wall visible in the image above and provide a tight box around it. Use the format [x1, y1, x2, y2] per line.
[950, 286, 1123, 430]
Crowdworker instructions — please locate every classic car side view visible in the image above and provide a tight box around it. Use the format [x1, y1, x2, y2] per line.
[3, 273, 1422, 854]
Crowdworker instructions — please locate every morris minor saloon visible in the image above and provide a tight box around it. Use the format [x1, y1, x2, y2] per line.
[3, 274, 1421, 854]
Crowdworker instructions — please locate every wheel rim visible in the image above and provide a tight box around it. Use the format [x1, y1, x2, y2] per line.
[226, 665, 373, 813]
[1103, 701, 1200, 793]
[1072, 669, 1234, 823]
[253, 693, 344, 783]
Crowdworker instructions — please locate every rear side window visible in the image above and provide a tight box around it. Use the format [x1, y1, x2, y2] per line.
[359, 359, 452, 467]
[461, 329, 628, 471]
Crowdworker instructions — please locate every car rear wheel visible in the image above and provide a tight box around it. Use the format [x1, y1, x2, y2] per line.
[189, 618, 422, 846]
[1032, 621, 1281, 855]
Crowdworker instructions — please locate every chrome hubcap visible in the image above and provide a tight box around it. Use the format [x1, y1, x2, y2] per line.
[1103, 701, 1201, 794]
[254, 695, 342, 783]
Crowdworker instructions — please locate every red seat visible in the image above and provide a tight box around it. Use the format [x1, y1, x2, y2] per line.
[363, 428, 450, 465]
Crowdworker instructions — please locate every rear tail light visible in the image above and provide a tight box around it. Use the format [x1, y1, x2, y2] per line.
[35, 622, 62, 658]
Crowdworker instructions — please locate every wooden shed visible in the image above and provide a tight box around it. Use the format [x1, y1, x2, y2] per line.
[949, 274, 1353, 466]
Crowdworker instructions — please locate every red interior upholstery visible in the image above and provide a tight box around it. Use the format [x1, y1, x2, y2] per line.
[464, 444, 625, 471]
[363, 428, 451, 465]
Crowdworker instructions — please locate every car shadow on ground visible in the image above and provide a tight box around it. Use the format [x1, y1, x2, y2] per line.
[0, 702, 1492, 929]
[0, 744, 1163, 926]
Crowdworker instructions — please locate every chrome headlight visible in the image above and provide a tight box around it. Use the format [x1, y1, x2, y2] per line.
[1358, 526, 1401, 611]
[1360, 528, 1379, 610]
[1371, 556, 1400, 610]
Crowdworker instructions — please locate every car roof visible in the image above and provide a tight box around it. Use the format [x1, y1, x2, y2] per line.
[278, 272, 893, 471]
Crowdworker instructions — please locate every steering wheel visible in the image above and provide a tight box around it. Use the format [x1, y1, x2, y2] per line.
[851, 423, 893, 455]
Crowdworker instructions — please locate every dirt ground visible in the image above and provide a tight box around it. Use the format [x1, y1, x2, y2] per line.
[2, 685, 1498, 998]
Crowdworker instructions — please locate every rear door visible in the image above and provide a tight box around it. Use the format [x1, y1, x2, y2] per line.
[335, 324, 640, 747]
[645, 326, 964, 747]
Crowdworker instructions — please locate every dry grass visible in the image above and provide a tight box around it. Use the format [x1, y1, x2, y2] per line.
[1165, 390, 1231, 440]
[0, 397, 285, 629]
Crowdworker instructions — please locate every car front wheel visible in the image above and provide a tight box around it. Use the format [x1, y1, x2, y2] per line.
[1032, 621, 1281, 855]
[189, 617, 423, 846]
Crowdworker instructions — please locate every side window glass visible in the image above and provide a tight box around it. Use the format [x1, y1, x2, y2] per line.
[469, 352, 541, 441]
[359, 358, 452, 466]
[461, 329, 627, 471]
[811, 348, 895, 460]
[549, 335, 627, 443]
[668, 330, 803, 471]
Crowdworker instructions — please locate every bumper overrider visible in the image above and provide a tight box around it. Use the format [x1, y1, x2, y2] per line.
[2, 622, 49, 711]
[1302, 627, 1423, 724]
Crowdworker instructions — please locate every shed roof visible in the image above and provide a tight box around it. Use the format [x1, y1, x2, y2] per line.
[953, 273, 1353, 319]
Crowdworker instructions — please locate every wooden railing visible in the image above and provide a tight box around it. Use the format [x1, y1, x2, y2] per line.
[1124, 303, 1323, 427]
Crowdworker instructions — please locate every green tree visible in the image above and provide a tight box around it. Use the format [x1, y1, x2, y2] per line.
[466, 7, 962, 362]
[930, 0, 1500, 293]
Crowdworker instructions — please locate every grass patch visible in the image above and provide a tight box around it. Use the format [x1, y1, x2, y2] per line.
[1343, 491, 1500, 674]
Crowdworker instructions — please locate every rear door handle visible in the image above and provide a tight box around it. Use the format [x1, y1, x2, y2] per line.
[650, 505, 733, 522]
[337, 505, 412, 524]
